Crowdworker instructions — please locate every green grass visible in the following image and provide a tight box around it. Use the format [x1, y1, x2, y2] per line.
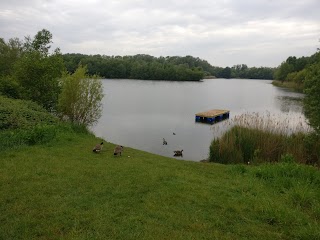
[1, 130, 320, 239]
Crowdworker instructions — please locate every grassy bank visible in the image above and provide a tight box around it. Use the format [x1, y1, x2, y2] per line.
[272, 80, 304, 92]
[1, 128, 320, 239]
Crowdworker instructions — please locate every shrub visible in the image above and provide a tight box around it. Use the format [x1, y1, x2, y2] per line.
[0, 77, 22, 99]
[0, 124, 57, 151]
[0, 96, 57, 130]
[280, 153, 296, 164]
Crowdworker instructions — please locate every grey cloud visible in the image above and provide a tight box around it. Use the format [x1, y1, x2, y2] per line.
[0, 0, 319, 67]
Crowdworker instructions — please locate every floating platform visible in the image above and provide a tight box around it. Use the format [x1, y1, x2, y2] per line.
[195, 109, 230, 124]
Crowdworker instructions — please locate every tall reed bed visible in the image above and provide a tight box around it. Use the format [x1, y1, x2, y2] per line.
[209, 112, 319, 165]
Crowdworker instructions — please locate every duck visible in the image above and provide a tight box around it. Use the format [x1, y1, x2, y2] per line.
[173, 149, 183, 157]
[114, 145, 124, 156]
[93, 142, 103, 153]
[173, 132, 176, 135]
[163, 138, 168, 145]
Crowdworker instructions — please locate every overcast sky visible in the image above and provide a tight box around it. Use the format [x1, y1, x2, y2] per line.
[1, 0, 319, 67]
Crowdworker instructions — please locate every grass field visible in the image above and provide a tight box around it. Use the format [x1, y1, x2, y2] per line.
[1, 130, 320, 239]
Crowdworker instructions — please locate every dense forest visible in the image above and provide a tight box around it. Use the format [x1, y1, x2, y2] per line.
[62, 53, 275, 80]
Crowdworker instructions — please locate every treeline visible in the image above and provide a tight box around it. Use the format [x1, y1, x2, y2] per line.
[63, 54, 275, 80]
[63, 54, 205, 81]
[213, 64, 275, 79]
[273, 51, 320, 91]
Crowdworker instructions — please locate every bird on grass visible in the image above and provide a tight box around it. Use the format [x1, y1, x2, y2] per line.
[114, 145, 124, 156]
[93, 142, 103, 153]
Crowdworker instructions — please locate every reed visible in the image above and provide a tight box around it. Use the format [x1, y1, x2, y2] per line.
[209, 112, 319, 165]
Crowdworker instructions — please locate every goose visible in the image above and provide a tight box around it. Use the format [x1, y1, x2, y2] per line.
[93, 142, 103, 153]
[173, 149, 183, 157]
[114, 145, 124, 156]
[163, 138, 168, 145]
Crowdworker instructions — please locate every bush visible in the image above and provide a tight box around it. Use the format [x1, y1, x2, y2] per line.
[0, 77, 22, 99]
[0, 96, 57, 130]
[0, 124, 57, 151]
[209, 126, 320, 165]
[0, 122, 93, 152]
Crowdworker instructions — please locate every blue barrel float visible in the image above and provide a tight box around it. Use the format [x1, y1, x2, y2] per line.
[195, 109, 230, 124]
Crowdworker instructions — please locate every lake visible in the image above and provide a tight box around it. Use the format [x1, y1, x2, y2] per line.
[92, 79, 307, 161]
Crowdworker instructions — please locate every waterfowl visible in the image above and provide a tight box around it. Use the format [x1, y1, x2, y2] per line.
[173, 149, 183, 157]
[173, 132, 176, 135]
[114, 145, 124, 156]
[163, 138, 168, 145]
[93, 142, 103, 153]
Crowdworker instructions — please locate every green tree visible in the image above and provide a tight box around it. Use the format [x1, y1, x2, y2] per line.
[14, 51, 64, 110]
[274, 62, 294, 82]
[220, 67, 232, 78]
[13, 29, 64, 110]
[304, 62, 320, 134]
[24, 29, 53, 56]
[0, 38, 23, 77]
[58, 65, 104, 126]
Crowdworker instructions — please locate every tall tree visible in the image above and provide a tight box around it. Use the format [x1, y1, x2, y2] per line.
[58, 65, 104, 126]
[24, 29, 53, 56]
[14, 29, 64, 110]
[0, 38, 24, 77]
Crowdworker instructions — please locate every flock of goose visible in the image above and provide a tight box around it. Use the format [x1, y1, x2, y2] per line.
[92, 142, 124, 156]
[92, 132, 183, 157]
[163, 132, 183, 157]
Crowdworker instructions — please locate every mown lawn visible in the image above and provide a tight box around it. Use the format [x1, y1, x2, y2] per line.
[0, 132, 319, 239]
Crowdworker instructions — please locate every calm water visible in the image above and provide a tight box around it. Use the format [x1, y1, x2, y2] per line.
[92, 79, 306, 161]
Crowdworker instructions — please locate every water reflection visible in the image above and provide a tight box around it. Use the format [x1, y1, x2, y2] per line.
[276, 95, 304, 113]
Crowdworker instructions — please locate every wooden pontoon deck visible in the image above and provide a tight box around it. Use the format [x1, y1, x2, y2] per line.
[195, 109, 230, 124]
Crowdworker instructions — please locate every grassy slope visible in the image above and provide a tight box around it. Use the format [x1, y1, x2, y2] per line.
[0, 131, 319, 240]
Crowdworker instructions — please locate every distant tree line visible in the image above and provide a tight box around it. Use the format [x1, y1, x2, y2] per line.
[63, 54, 205, 81]
[62, 54, 275, 80]
[213, 64, 275, 79]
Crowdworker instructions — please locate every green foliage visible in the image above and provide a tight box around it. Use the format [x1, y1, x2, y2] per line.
[303, 62, 320, 134]
[280, 153, 296, 164]
[274, 62, 295, 81]
[0, 29, 65, 111]
[23, 29, 53, 56]
[14, 48, 64, 111]
[0, 96, 61, 151]
[58, 65, 104, 126]
[0, 124, 57, 150]
[0, 96, 57, 130]
[0, 37, 23, 77]
[273, 51, 320, 91]
[63, 54, 205, 81]
[229, 64, 274, 79]
[0, 76, 22, 98]
[209, 126, 320, 165]
[63, 53, 275, 80]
